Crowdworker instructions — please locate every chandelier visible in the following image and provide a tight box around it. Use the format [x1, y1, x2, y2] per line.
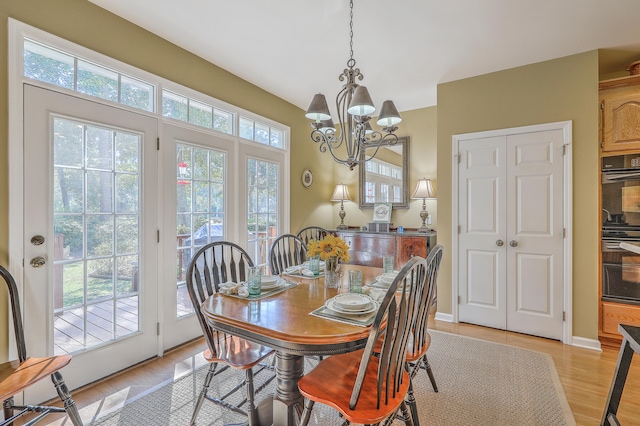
[304, 0, 402, 170]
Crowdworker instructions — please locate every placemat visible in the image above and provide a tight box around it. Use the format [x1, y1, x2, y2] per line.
[309, 304, 377, 327]
[222, 281, 299, 300]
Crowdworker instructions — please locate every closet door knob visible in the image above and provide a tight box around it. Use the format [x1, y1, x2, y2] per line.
[496, 240, 504, 247]
[510, 240, 518, 247]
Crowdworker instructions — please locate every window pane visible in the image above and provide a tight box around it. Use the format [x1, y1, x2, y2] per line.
[24, 39, 74, 89]
[121, 75, 154, 112]
[255, 122, 269, 144]
[86, 126, 114, 170]
[162, 90, 188, 121]
[77, 60, 118, 102]
[214, 108, 233, 134]
[240, 117, 254, 140]
[271, 128, 284, 148]
[189, 100, 213, 129]
[115, 132, 140, 173]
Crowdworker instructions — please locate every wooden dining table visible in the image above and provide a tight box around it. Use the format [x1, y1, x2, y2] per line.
[200, 263, 383, 426]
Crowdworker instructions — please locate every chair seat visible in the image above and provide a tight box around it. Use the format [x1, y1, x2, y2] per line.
[0, 355, 72, 402]
[406, 331, 431, 363]
[298, 349, 410, 425]
[203, 335, 273, 369]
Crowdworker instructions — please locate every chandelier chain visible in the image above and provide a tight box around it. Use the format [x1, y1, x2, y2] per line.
[349, 0, 354, 61]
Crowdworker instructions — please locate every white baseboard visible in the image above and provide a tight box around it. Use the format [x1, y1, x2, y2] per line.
[434, 312, 453, 323]
[571, 336, 602, 352]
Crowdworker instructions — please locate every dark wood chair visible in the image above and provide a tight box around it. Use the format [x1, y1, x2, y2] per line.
[297, 256, 429, 426]
[404, 244, 443, 425]
[268, 234, 307, 275]
[0, 265, 83, 426]
[296, 226, 328, 246]
[186, 241, 275, 426]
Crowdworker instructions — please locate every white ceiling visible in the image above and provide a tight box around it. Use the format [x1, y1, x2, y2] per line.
[89, 0, 640, 114]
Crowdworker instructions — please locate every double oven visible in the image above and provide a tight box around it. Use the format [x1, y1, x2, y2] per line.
[602, 154, 640, 305]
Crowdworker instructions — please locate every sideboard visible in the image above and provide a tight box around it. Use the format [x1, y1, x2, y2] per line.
[335, 230, 437, 270]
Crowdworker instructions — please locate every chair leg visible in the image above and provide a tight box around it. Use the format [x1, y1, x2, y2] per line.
[245, 368, 257, 426]
[299, 399, 315, 426]
[400, 401, 415, 426]
[406, 379, 420, 426]
[190, 363, 217, 425]
[51, 372, 82, 426]
[3, 397, 14, 426]
[423, 356, 438, 393]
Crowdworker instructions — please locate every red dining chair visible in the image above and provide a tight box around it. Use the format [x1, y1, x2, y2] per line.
[297, 256, 428, 426]
[186, 241, 275, 426]
[0, 265, 83, 426]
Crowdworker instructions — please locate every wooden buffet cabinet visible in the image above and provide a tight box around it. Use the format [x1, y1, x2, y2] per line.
[336, 230, 437, 270]
[599, 73, 640, 346]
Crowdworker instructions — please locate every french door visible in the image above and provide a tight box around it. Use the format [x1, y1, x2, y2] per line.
[23, 85, 159, 401]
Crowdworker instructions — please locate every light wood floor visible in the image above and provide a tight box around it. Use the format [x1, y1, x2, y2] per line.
[27, 319, 640, 425]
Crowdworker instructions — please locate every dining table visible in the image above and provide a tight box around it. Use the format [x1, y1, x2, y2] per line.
[200, 263, 384, 426]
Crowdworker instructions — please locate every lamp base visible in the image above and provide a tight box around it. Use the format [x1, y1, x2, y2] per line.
[336, 224, 348, 230]
[417, 225, 430, 233]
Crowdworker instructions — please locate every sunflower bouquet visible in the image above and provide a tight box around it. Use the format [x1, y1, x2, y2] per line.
[307, 234, 351, 264]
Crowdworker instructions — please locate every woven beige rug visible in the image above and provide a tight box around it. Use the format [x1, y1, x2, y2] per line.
[90, 330, 575, 425]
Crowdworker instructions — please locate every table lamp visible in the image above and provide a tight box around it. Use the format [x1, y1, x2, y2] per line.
[331, 183, 351, 230]
[411, 178, 436, 233]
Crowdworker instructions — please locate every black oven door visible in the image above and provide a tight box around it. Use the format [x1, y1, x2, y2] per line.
[602, 239, 640, 305]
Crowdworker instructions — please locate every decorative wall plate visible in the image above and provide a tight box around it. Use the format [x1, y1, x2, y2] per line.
[302, 169, 313, 188]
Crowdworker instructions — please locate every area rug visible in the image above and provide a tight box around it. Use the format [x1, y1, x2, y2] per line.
[90, 330, 575, 425]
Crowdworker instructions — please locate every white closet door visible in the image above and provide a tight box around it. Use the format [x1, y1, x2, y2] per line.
[457, 128, 565, 340]
[458, 136, 508, 329]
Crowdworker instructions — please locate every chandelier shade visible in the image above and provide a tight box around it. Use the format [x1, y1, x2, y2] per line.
[305, 0, 402, 170]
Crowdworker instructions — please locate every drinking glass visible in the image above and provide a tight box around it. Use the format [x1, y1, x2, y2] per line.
[248, 266, 261, 296]
[348, 270, 363, 293]
[383, 256, 395, 274]
[309, 256, 320, 276]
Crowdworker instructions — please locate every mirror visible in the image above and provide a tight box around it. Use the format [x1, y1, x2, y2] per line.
[359, 136, 409, 209]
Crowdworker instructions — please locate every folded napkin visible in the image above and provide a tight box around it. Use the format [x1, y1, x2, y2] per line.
[284, 265, 317, 276]
[363, 287, 386, 302]
[219, 282, 249, 297]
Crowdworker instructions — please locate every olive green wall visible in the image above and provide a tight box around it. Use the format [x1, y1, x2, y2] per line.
[334, 106, 438, 230]
[436, 51, 600, 340]
[0, 0, 331, 360]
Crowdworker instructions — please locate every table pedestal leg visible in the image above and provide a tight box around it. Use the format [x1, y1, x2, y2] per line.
[272, 352, 304, 426]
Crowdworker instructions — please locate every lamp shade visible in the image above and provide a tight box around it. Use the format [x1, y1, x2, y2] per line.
[411, 178, 436, 199]
[331, 183, 351, 201]
[305, 93, 331, 122]
[347, 86, 376, 116]
[319, 118, 336, 134]
[376, 100, 402, 127]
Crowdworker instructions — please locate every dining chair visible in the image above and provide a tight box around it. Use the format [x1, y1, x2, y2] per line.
[295, 226, 328, 246]
[297, 256, 428, 426]
[404, 244, 443, 426]
[268, 234, 307, 275]
[0, 265, 83, 426]
[186, 241, 275, 426]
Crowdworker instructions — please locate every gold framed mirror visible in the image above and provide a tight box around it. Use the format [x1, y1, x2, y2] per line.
[359, 136, 409, 209]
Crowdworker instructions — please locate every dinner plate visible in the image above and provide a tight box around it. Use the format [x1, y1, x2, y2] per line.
[261, 281, 283, 290]
[375, 273, 398, 285]
[332, 293, 373, 311]
[325, 298, 379, 315]
[261, 275, 278, 284]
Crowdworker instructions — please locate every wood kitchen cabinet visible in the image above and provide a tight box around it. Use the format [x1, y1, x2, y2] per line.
[600, 75, 640, 153]
[337, 230, 437, 269]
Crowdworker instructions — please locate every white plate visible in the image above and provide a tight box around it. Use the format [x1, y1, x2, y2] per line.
[325, 298, 379, 315]
[332, 293, 373, 311]
[261, 281, 283, 290]
[261, 275, 278, 283]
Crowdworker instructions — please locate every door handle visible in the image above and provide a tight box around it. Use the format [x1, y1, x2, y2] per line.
[30, 256, 46, 268]
[510, 240, 518, 247]
[496, 240, 504, 247]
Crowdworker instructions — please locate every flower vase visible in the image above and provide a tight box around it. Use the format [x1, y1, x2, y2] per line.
[324, 256, 340, 288]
